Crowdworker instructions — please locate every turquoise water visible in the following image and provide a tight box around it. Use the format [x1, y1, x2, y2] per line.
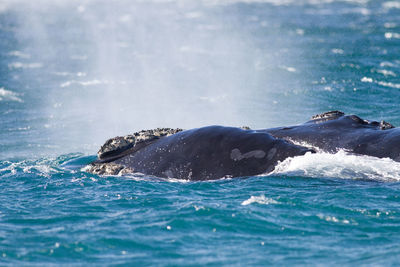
[1, 0, 400, 265]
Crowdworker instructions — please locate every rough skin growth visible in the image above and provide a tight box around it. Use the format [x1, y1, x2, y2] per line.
[88, 128, 183, 175]
[98, 128, 183, 160]
[380, 120, 394, 130]
[86, 163, 134, 176]
[311, 110, 345, 121]
[311, 111, 394, 130]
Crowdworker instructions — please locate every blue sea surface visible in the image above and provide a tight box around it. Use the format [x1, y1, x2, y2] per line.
[1, 0, 400, 265]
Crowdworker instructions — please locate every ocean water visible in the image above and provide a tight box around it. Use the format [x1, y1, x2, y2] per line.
[1, 0, 400, 265]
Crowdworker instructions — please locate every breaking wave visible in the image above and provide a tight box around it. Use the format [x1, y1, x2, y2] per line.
[271, 150, 400, 182]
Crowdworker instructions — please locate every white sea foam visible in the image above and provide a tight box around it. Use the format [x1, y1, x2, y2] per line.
[8, 51, 31, 59]
[317, 214, 352, 224]
[384, 23, 397, 29]
[380, 61, 396, 67]
[280, 65, 297, 72]
[8, 62, 43, 69]
[198, 94, 228, 103]
[361, 76, 373, 83]
[376, 69, 396, 77]
[59, 79, 127, 88]
[331, 48, 344, 54]
[53, 72, 87, 77]
[271, 151, 400, 182]
[0, 88, 23, 102]
[60, 79, 103, 87]
[193, 205, 206, 211]
[23, 164, 54, 176]
[241, 195, 279, 205]
[383, 1, 400, 10]
[385, 32, 400, 39]
[205, 0, 370, 7]
[166, 177, 191, 183]
[0, 159, 58, 179]
[361, 76, 400, 89]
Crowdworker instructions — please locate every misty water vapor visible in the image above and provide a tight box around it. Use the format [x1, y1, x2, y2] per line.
[4, 0, 301, 154]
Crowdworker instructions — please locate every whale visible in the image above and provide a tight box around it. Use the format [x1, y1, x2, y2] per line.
[87, 126, 313, 180]
[261, 111, 400, 161]
[86, 111, 399, 180]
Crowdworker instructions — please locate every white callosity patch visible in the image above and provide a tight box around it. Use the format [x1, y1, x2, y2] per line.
[97, 128, 183, 160]
[84, 163, 134, 176]
[271, 150, 400, 181]
[230, 148, 266, 161]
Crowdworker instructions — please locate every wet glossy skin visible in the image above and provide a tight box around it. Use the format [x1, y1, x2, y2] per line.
[262, 114, 400, 161]
[113, 126, 312, 180]
[93, 112, 400, 180]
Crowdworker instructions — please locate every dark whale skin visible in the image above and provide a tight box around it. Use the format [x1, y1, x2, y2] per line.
[112, 126, 313, 180]
[87, 111, 400, 180]
[262, 113, 400, 161]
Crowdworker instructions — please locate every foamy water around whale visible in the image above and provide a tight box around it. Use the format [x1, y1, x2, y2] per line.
[273, 151, 400, 182]
[1, 0, 400, 265]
